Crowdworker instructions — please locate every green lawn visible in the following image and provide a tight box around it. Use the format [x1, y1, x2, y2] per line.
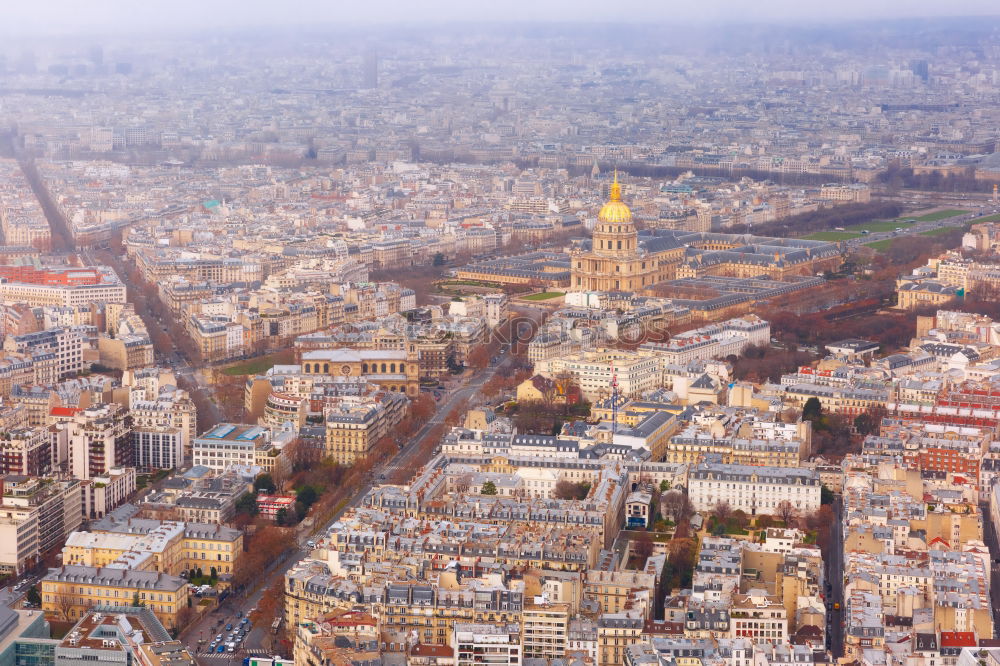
[803, 231, 861, 241]
[220, 350, 295, 376]
[974, 213, 1000, 223]
[522, 291, 565, 301]
[865, 238, 895, 251]
[913, 209, 969, 222]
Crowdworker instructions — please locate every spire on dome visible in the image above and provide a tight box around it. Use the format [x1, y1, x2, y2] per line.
[598, 169, 631, 224]
[609, 169, 622, 202]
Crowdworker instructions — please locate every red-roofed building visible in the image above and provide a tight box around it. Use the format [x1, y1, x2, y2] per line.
[410, 642, 455, 665]
[940, 631, 977, 656]
[50, 406, 80, 418]
[257, 494, 296, 521]
[0, 265, 102, 286]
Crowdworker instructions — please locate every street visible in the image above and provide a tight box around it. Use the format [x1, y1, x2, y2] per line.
[181, 338, 518, 659]
[981, 500, 1000, 640]
[827, 497, 844, 657]
[843, 206, 999, 251]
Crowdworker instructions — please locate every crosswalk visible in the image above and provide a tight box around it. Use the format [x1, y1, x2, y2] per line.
[196, 647, 269, 658]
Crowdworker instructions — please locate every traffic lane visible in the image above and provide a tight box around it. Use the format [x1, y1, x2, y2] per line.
[191, 357, 507, 651]
[185, 547, 305, 653]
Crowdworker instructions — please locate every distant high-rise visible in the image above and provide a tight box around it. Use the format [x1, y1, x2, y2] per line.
[362, 50, 378, 89]
[89, 46, 104, 67]
[911, 59, 929, 83]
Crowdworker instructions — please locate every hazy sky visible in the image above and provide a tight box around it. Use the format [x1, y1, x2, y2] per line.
[3, 0, 1000, 36]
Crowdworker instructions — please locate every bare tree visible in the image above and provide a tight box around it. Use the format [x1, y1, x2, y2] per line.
[553, 480, 590, 500]
[538, 377, 559, 410]
[776, 500, 797, 528]
[711, 500, 733, 526]
[661, 490, 693, 525]
[467, 344, 491, 371]
[55, 593, 75, 621]
[633, 531, 654, 564]
[175, 605, 195, 632]
[454, 473, 474, 494]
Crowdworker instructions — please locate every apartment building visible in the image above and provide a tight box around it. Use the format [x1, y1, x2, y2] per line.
[140, 467, 247, 523]
[687, 463, 821, 515]
[729, 590, 789, 642]
[324, 392, 408, 465]
[453, 623, 522, 666]
[186, 316, 245, 362]
[782, 383, 888, 419]
[665, 415, 811, 467]
[483, 293, 509, 328]
[896, 279, 960, 310]
[0, 426, 53, 476]
[0, 278, 126, 308]
[41, 566, 189, 628]
[62, 403, 132, 480]
[96, 334, 154, 370]
[63, 506, 243, 578]
[0, 354, 35, 398]
[285, 560, 523, 632]
[597, 611, 644, 666]
[584, 570, 656, 616]
[449, 293, 509, 328]
[638, 315, 771, 366]
[293, 611, 379, 666]
[0, 476, 83, 575]
[521, 602, 570, 659]
[80, 467, 137, 520]
[192, 423, 268, 471]
[4, 327, 85, 378]
[130, 394, 197, 471]
[536, 349, 660, 401]
[819, 183, 871, 202]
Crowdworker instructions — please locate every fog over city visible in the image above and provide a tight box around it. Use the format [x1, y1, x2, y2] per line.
[2, 1, 1000, 665]
[4, 0, 1000, 35]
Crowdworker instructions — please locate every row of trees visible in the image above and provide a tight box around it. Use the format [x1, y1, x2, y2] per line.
[753, 201, 904, 237]
[729, 345, 817, 383]
[656, 488, 697, 607]
[880, 164, 998, 194]
[231, 525, 296, 590]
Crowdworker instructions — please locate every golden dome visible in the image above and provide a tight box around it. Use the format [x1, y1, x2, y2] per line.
[598, 172, 632, 224]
